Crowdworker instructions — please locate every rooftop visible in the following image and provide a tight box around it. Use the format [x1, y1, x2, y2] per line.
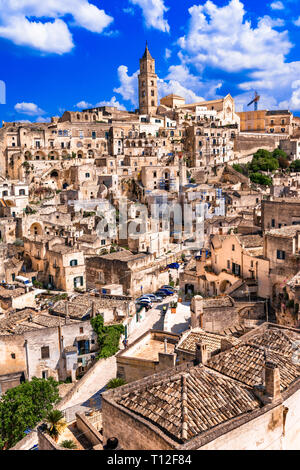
[208, 334, 300, 390]
[265, 225, 300, 238]
[176, 328, 240, 355]
[112, 364, 261, 444]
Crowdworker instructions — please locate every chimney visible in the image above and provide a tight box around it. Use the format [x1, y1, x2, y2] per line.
[190, 295, 203, 329]
[265, 361, 281, 402]
[195, 340, 208, 365]
[65, 301, 70, 324]
[91, 301, 97, 318]
[220, 338, 233, 352]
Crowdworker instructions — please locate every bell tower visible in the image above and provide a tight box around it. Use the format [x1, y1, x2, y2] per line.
[138, 42, 158, 115]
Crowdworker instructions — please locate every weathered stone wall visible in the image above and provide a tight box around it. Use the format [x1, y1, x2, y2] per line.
[234, 134, 281, 158]
[75, 411, 103, 447]
[262, 200, 300, 231]
[102, 398, 176, 450]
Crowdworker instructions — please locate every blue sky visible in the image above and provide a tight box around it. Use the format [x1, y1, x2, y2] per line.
[1, 0, 300, 123]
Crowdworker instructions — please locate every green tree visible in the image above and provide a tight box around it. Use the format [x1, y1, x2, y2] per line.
[0, 377, 59, 450]
[290, 160, 300, 172]
[250, 172, 273, 187]
[249, 150, 279, 173]
[91, 314, 124, 359]
[106, 378, 127, 390]
[45, 409, 66, 441]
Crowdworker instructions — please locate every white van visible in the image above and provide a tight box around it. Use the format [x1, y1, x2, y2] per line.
[15, 275, 33, 288]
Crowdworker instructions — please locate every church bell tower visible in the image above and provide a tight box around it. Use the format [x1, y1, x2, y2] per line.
[138, 42, 158, 115]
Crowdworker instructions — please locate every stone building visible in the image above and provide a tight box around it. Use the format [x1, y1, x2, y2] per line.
[86, 251, 170, 297]
[210, 233, 270, 299]
[23, 236, 86, 292]
[102, 323, 300, 450]
[184, 123, 236, 168]
[261, 198, 300, 232]
[116, 330, 179, 383]
[264, 225, 300, 303]
[265, 110, 295, 135]
[0, 308, 99, 392]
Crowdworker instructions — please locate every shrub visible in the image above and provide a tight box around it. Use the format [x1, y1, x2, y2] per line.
[60, 439, 77, 449]
[106, 378, 126, 390]
[91, 315, 124, 359]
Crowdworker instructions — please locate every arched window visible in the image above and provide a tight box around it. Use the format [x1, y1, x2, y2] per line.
[70, 259, 78, 267]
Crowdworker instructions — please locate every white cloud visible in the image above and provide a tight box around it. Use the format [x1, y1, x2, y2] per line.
[294, 17, 300, 27]
[175, 0, 300, 111]
[123, 7, 135, 15]
[75, 100, 93, 109]
[96, 96, 126, 110]
[75, 97, 126, 111]
[157, 79, 204, 104]
[114, 65, 140, 107]
[15, 102, 45, 116]
[129, 0, 170, 32]
[113, 62, 222, 108]
[270, 1, 284, 10]
[0, 16, 73, 54]
[0, 0, 113, 54]
[259, 15, 285, 28]
[178, 0, 291, 73]
[36, 116, 51, 123]
[165, 48, 171, 60]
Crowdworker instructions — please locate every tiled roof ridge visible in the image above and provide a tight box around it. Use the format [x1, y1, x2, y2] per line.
[181, 374, 188, 441]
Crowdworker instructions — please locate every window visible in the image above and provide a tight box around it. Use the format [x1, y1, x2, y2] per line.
[41, 346, 50, 359]
[85, 173, 90, 178]
[80, 327, 84, 334]
[74, 276, 84, 288]
[77, 340, 90, 356]
[277, 250, 285, 260]
[227, 260, 230, 269]
[232, 244, 235, 251]
[11, 353, 16, 359]
[271, 219, 275, 228]
[232, 263, 241, 276]
[92, 131, 96, 139]
[42, 370, 48, 379]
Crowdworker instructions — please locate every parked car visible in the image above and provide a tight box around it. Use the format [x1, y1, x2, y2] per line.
[161, 285, 176, 291]
[158, 288, 174, 296]
[155, 290, 168, 298]
[136, 297, 152, 304]
[168, 262, 180, 269]
[142, 294, 161, 302]
[137, 301, 152, 310]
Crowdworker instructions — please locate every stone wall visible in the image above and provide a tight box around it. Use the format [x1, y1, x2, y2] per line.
[75, 411, 103, 447]
[234, 134, 281, 158]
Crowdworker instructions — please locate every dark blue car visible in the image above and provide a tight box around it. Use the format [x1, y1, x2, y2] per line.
[168, 262, 180, 269]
